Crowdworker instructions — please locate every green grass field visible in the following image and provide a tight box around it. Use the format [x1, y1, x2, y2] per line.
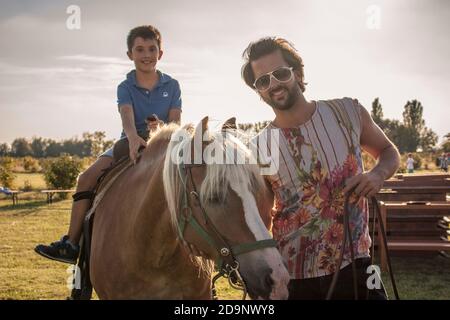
[0, 198, 449, 300]
[0, 199, 238, 300]
[13, 172, 47, 190]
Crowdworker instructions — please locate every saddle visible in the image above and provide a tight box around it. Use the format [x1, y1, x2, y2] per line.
[69, 131, 149, 300]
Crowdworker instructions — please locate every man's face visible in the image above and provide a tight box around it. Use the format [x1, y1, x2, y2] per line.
[127, 37, 163, 73]
[250, 50, 301, 110]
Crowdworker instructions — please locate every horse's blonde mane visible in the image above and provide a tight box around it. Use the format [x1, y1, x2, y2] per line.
[162, 123, 265, 275]
[146, 122, 186, 145]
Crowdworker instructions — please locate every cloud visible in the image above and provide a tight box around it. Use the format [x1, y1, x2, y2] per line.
[0, 61, 85, 76]
[57, 54, 130, 65]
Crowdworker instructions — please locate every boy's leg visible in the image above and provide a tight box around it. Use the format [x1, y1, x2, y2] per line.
[35, 155, 113, 264]
[67, 156, 113, 245]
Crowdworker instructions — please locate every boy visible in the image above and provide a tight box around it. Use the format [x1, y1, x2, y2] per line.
[406, 153, 415, 173]
[35, 25, 182, 264]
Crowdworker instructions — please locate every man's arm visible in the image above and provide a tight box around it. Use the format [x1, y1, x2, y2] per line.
[119, 104, 147, 164]
[343, 104, 400, 198]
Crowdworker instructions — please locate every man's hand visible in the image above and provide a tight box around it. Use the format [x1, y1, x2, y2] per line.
[342, 170, 385, 200]
[128, 133, 147, 164]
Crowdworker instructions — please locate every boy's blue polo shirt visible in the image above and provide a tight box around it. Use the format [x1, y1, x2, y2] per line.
[117, 69, 182, 138]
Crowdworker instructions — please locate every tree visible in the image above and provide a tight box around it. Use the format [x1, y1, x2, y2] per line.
[400, 100, 437, 152]
[420, 127, 438, 152]
[401, 100, 423, 152]
[0, 143, 10, 156]
[371, 98, 384, 129]
[441, 133, 450, 153]
[62, 138, 85, 157]
[403, 100, 425, 130]
[30, 137, 48, 158]
[11, 138, 32, 157]
[82, 131, 113, 157]
[45, 139, 63, 157]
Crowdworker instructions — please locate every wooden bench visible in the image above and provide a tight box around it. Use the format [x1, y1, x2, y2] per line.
[378, 201, 450, 271]
[10, 191, 22, 205]
[0, 190, 22, 206]
[41, 190, 75, 204]
[7, 191, 23, 206]
[387, 240, 450, 251]
[389, 173, 449, 187]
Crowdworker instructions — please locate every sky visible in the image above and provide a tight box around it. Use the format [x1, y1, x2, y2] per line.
[0, 0, 449, 145]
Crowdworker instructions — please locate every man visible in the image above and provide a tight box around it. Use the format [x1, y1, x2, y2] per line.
[35, 25, 181, 264]
[242, 37, 400, 299]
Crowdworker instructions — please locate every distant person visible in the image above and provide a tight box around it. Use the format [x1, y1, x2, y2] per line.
[406, 153, 415, 173]
[35, 25, 182, 264]
[440, 152, 448, 172]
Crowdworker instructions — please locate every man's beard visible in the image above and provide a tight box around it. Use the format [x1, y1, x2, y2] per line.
[262, 85, 300, 110]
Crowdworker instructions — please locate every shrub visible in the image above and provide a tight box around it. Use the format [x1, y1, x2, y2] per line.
[411, 153, 422, 169]
[22, 156, 41, 173]
[22, 179, 33, 192]
[0, 157, 15, 188]
[43, 154, 82, 198]
[397, 165, 406, 174]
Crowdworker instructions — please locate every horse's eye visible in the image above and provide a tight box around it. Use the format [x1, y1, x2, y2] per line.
[208, 194, 222, 204]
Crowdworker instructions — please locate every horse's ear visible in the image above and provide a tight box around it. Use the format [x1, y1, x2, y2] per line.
[222, 117, 237, 130]
[192, 117, 209, 163]
[194, 116, 209, 138]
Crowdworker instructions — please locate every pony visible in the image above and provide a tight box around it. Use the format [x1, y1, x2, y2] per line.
[89, 117, 289, 299]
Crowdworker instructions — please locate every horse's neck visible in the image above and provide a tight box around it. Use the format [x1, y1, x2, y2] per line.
[130, 139, 181, 267]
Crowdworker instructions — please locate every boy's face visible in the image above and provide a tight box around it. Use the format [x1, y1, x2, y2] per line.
[127, 37, 163, 73]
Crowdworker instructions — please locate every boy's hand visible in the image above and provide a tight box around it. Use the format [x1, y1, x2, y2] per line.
[128, 133, 147, 164]
[146, 114, 164, 133]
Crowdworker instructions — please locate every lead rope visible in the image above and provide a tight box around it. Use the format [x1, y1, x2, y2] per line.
[326, 193, 357, 299]
[326, 192, 400, 300]
[372, 197, 400, 300]
[211, 261, 248, 300]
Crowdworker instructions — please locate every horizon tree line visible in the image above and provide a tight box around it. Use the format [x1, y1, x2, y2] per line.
[0, 99, 448, 157]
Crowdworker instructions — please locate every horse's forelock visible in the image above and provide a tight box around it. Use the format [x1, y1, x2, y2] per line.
[163, 126, 264, 215]
[200, 132, 264, 205]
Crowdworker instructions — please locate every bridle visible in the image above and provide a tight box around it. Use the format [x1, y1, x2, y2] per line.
[175, 162, 278, 300]
[326, 192, 400, 300]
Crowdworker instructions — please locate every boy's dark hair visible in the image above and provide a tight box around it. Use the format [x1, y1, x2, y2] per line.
[127, 25, 162, 52]
[241, 37, 306, 92]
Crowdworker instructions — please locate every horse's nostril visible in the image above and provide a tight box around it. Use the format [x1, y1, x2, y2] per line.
[264, 271, 274, 289]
